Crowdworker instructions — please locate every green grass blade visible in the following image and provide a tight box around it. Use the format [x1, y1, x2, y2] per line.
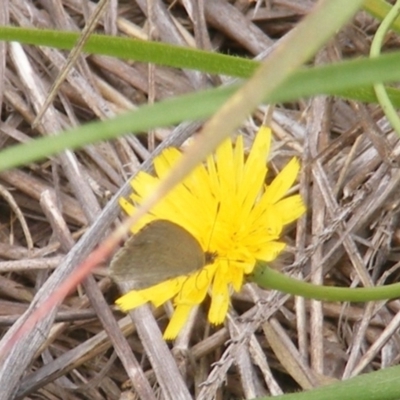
[2, 24, 400, 107]
[0, 26, 256, 78]
[3, 49, 400, 171]
[253, 363, 400, 400]
[364, 0, 400, 32]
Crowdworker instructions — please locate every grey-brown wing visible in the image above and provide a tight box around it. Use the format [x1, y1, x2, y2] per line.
[109, 220, 205, 289]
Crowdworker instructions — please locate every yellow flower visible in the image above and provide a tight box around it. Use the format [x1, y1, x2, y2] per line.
[113, 126, 305, 339]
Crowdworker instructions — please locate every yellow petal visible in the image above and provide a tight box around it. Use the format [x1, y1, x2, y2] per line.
[264, 158, 300, 204]
[149, 278, 186, 307]
[118, 199, 154, 233]
[176, 266, 216, 304]
[228, 263, 246, 291]
[244, 126, 271, 179]
[208, 289, 229, 325]
[208, 268, 230, 325]
[257, 241, 286, 262]
[130, 171, 158, 198]
[236, 127, 270, 218]
[216, 138, 235, 195]
[274, 195, 306, 224]
[206, 153, 220, 199]
[153, 148, 181, 177]
[115, 278, 185, 312]
[119, 197, 136, 216]
[115, 290, 148, 311]
[164, 304, 193, 340]
[233, 135, 244, 187]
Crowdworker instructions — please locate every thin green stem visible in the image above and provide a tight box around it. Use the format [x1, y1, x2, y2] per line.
[251, 262, 400, 302]
[370, 0, 400, 136]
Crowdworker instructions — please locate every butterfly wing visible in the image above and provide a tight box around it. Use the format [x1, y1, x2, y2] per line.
[109, 220, 205, 289]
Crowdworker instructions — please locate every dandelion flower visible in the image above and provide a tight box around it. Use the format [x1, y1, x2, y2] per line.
[111, 126, 305, 339]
